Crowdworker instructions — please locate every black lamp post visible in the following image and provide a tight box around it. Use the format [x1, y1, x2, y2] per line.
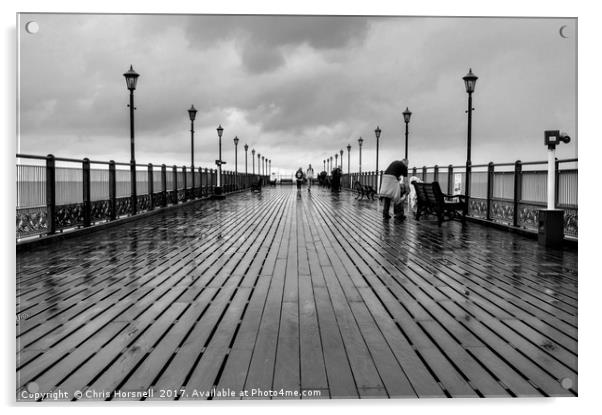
[233, 136, 239, 189]
[463, 68, 478, 208]
[257, 153, 261, 177]
[358, 137, 364, 175]
[330, 156, 333, 172]
[252, 148, 256, 175]
[347, 144, 351, 187]
[323, 159, 326, 172]
[188, 105, 197, 193]
[261, 155, 264, 176]
[375, 126, 381, 179]
[214, 124, 225, 198]
[402, 107, 412, 160]
[123, 65, 139, 214]
[340, 149, 344, 172]
[269, 159, 271, 176]
[244, 144, 249, 176]
[335, 153, 338, 169]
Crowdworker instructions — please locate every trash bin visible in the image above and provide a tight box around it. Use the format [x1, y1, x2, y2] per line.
[538, 209, 564, 247]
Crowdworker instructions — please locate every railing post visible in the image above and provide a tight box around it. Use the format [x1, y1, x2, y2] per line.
[172, 165, 178, 204]
[182, 165, 187, 201]
[486, 161, 494, 221]
[197, 167, 203, 198]
[82, 158, 91, 227]
[434, 165, 439, 182]
[46, 154, 56, 235]
[130, 161, 137, 215]
[161, 164, 167, 207]
[513, 160, 522, 227]
[448, 165, 453, 194]
[148, 163, 154, 211]
[108, 160, 116, 220]
[422, 166, 427, 182]
[412, 167, 417, 177]
[204, 168, 208, 196]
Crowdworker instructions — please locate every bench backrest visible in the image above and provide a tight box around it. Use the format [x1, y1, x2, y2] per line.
[413, 181, 445, 207]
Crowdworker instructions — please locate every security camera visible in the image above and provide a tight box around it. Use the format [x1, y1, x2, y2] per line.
[545, 130, 571, 149]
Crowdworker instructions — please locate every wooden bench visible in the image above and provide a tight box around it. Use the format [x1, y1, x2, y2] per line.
[353, 181, 377, 200]
[250, 179, 262, 192]
[412, 181, 467, 226]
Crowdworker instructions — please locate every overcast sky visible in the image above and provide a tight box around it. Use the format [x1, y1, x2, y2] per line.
[18, 13, 576, 174]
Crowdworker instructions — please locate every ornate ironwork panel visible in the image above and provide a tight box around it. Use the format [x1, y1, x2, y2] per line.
[137, 194, 151, 212]
[90, 199, 111, 223]
[518, 202, 543, 231]
[115, 196, 132, 217]
[170, 190, 177, 205]
[55, 203, 85, 230]
[491, 199, 514, 225]
[468, 197, 487, 219]
[16, 206, 48, 238]
[562, 206, 578, 238]
[153, 192, 164, 208]
[177, 189, 186, 202]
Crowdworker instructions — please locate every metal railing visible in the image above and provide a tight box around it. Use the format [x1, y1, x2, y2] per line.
[16, 154, 269, 241]
[341, 158, 578, 238]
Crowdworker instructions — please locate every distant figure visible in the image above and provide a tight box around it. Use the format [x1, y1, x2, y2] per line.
[380, 159, 408, 219]
[317, 171, 328, 187]
[295, 167, 305, 190]
[306, 164, 315, 192]
[331, 167, 342, 192]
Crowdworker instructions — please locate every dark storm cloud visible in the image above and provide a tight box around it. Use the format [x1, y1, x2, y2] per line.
[182, 15, 371, 73]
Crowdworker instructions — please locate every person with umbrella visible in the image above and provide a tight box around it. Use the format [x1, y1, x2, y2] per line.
[379, 159, 408, 219]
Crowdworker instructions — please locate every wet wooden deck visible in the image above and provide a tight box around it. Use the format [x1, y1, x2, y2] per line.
[16, 186, 578, 400]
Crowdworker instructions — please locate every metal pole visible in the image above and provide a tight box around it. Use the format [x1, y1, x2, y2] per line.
[404, 121, 409, 160]
[129, 90, 137, 215]
[190, 119, 195, 192]
[235, 142, 238, 189]
[547, 148, 555, 209]
[465, 91, 473, 205]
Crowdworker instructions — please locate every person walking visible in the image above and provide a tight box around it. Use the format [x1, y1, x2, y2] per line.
[306, 164, 315, 192]
[295, 167, 305, 190]
[379, 159, 408, 219]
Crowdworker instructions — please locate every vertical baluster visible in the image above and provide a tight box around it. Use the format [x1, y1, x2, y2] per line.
[161, 164, 167, 207]
[172, 165, 178, 204]
[434, 165, 439, 183]
[82, 158, 91, 227]
[486, 162, 494, 221]
[46, 154, 56, 235]
[513, 160, 522, 227]
[109, 160, 116, 220]
[148, 163, 154, 210]
[182, 165, 187, 201]
[422, 166, 427, 182]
